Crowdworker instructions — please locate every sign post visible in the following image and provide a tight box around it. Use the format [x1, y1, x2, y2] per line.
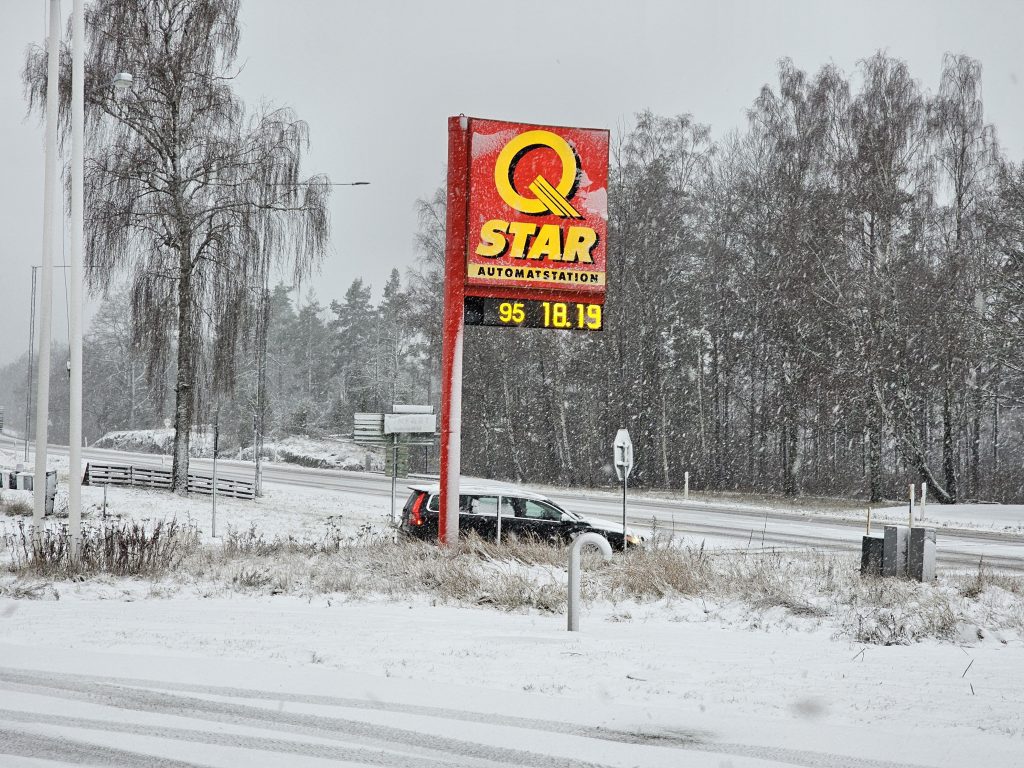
[440, 117, 471, 546]
[441, 116, 610, 547]
[614, 429, 634, 551]
[384, 408, 437, 524]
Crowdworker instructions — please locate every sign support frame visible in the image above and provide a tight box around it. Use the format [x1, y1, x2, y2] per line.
[439, 116, 471, 546]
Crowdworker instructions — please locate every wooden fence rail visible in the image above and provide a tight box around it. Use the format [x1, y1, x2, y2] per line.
[83, 462, 255, 500]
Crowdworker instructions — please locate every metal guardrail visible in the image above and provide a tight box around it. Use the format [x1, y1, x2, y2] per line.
[83, 462, 255, 500]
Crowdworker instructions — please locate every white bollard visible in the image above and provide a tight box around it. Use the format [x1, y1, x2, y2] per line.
[568, 533, 613, 632]
[684, 471, 689, 501]
[920, 482, 927, 521]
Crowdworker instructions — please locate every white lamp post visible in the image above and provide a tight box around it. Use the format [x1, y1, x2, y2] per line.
[33, 0, 61, 531]
[68, 0, 85, 556]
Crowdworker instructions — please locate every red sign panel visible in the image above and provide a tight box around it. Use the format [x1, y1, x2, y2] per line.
[462, 118, 609, 304]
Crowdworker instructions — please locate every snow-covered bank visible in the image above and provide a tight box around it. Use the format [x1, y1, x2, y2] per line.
[90, 428, 384, 471]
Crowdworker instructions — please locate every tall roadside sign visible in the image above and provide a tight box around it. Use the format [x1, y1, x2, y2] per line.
[440, 117, 610, 544]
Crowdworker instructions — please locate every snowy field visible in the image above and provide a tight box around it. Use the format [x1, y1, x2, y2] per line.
[1, 447, 1023, 765]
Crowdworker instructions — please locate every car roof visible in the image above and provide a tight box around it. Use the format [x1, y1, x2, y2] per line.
[407, 481, 554, 503]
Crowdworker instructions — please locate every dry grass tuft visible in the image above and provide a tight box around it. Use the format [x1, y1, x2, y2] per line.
[3, 515, 1021, 646]
[4, 518, 199, 578]
[0, 494, 32, 517]
[607, 543, 711, 598]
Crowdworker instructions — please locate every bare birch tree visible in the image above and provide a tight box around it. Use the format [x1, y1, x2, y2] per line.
[23, 0, 330, 492]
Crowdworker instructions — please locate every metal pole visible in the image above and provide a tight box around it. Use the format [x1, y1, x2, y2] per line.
[33, 0, 61, 529]
[252, 412, 260, 494]
[254, 287, 268, 498]
[567, 533, 613, 631]
[68, 0, 85, 556]
[496, 494, 502, 545]
[439, 116, 470, 546]
[390, 434, 398, 525]
[212, 411, 219, 537]
[622, 473, 628, 552]
[908, 483, 915, 528]
[25, 267, 37, 462]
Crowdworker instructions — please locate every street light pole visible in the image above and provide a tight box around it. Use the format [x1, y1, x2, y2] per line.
[33, 0, 61, 529]
[24, 266, 37, 462]
[68, 0, 85, 554]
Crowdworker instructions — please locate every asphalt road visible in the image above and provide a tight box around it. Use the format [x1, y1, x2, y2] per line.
[3, 434, 1023, 572]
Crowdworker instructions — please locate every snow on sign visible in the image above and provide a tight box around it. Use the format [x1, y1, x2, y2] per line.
[383, 413, 436, 435]
[457, 118, 609, 332]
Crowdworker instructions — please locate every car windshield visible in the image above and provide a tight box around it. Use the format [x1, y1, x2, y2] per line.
[552, 503, 584, 521]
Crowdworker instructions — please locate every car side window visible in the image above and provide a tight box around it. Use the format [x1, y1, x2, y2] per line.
[427, 494, 439, 512]
[463, 495, 499, 515]
[522, 500, 562, 521]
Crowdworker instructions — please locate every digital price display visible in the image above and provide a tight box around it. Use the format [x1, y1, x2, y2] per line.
[464, 297, 602, 331]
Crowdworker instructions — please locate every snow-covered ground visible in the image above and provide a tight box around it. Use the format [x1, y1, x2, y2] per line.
[1, 576, 1022, 766]
[2, 445, 1024, 764]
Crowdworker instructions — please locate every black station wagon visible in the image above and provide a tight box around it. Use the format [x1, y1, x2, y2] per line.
[400, 482, 641, 550]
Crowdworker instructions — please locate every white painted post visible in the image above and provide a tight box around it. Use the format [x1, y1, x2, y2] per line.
[908, 483, 915, 529]
[33, 0, 61, 531]
[684, 471, 690, 501]
[68, 0, 85, 557]
[866, 507, 872, 535]
[389, 434, 398, 525]
[211, 412, 219, 538]
[252, 413, 261, 497]
[613, 429, 633, 551]
[920, 482, 927, 521]
[24, 266, 36, 463]
[567, 533, 613, 632]
[496, 494, 503, 545]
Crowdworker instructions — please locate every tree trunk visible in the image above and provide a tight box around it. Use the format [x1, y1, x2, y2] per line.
[993, 376, 1000, 500]
[660, 382, 670, 489]
[867, 387, 883, 504]
[171, 241, 195, 495]
[942, 382, 958, 503]
[782, 409, 798, 496]
[710, 333, 722, 489]
[969, 381, 982, 499]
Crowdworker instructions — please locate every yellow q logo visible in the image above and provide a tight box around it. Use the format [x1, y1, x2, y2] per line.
[494, 130, 583, 219]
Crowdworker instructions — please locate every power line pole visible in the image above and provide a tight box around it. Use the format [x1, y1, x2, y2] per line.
[33, 0, 61, 529]
[24, 267, 37, 462]
[68, 0, 85, 554]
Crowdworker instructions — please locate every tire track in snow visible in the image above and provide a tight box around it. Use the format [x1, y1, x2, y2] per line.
[0, 670, 605, 768]
[0, 667, 942, 768]
[0, 709, 488, 768]
[0, 727, 202, 768]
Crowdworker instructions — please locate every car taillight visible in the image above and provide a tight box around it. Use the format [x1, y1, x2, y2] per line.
[410, 493, 425, 526]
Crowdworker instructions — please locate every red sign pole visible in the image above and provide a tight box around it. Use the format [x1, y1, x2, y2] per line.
[439, 116, 470, 545]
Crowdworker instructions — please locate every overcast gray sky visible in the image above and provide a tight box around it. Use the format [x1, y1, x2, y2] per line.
[2, 0, 1023, 366]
